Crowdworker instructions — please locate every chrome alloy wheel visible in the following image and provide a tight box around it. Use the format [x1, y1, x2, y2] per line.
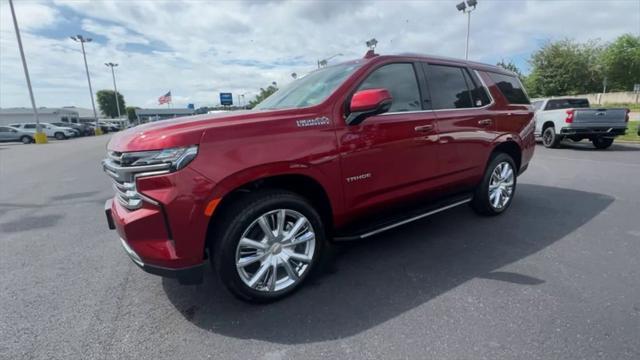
[235, 209, 316, 293]
[488, 161, 515, 210]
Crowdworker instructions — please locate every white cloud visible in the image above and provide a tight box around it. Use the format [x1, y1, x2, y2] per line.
[1, 0, 638, 109]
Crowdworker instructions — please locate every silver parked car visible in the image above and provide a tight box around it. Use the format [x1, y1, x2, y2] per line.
[0, 126, 35, 144]
[10, 123, 76, 140]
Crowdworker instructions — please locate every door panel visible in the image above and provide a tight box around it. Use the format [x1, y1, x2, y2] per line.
[338, 111, 439, 213]
[423, 64, 496, 182]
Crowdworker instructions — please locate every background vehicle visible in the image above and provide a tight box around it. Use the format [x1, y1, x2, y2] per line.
[10, 122, 77, 140]
[0, 126, 34, 144]
[51, 122, 92, 136]
[103, 53, 535, 302]
[532, 98, 629, 149]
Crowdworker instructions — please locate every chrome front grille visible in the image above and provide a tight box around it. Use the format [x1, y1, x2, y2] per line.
[102, 154, 171, 210]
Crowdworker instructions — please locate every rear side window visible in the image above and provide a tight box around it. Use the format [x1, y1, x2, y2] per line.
[545, 98, 590, 110]
[0, 127, 10, 132]
[23, 124, 36, 129]
[425, 64, 476, 109]
[358, 63, 422, 112]
[488, 72, 530, 104]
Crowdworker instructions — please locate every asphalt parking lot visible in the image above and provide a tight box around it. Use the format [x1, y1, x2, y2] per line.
[1, 135, 639, 360]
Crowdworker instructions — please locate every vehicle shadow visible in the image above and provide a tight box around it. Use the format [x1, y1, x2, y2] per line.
[162, 184, 613, 344]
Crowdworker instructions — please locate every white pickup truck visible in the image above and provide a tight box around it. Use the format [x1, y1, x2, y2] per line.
[532, 98, 630, 149]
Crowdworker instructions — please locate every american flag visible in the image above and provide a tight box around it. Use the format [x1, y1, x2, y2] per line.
[158, 91, 171, 105]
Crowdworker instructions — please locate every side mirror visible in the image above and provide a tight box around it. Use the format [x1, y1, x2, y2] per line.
[346, 88, 393, 126]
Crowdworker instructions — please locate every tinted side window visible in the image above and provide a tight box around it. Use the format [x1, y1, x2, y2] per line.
[0, 127, 10, 132]
[466, 70, 491, 107]
[488, 72, 530, 104]
[426, 65, 474, 109]
[358, 63, 422, 112]
[24, 124, 36, 129]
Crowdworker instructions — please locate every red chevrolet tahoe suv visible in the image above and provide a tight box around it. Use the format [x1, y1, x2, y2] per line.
[104, 52, 535, 302]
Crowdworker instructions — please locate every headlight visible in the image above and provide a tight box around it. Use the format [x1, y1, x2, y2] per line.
[121, 145, 198, 171]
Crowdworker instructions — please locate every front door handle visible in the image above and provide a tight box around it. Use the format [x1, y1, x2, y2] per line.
[415, 124, 434, 132]
[478, 119, 493, 126]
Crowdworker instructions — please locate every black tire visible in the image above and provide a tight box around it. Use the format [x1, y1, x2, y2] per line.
[591, 137, 614, 149]
[20, 136, 33, 144]
[54, 132, 66, 140]
[542, 126, 561, 148]
[472, 152, 517, 216]
[211, 189, 326, 302]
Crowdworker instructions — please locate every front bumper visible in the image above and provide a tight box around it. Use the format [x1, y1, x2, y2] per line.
[105, 198, 205, 285]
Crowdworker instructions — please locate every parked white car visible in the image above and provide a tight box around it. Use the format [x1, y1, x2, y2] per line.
[532, 98, 629, 149]
[10, 122, 77, 140]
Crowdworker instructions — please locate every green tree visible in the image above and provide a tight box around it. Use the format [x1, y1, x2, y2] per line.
[96, 90, 126, 118]
[526, 39, 603, 97]
[600, 34, 640, 91]
[125, 106, 138, 121]
[496, 59, 523, 78]
[248, 82, 279, 108]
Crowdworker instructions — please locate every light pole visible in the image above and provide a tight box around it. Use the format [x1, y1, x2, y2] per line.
[9, 0, 46, 143]
[71, 34, 101, 135]
[317, 53, 343, 68]
[456, 0, 478, 60]
[105, 62, 122, 120]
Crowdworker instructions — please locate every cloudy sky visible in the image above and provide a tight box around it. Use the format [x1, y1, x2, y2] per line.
[1, 0, 639, 109]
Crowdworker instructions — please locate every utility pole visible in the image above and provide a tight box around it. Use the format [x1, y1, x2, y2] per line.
[456, 0, 478, 60]
[71, 35, 101, 135]
[105, 62, 122, 120]
[9, 0, 46, 143]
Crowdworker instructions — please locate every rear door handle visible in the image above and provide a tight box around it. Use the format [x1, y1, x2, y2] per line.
[414, 124, 434, 132]
[478, 119, 493, 126]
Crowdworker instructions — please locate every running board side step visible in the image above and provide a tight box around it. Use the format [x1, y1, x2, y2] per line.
[333, 194, 473, 241]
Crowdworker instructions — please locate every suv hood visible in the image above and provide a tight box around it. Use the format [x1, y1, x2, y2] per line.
[107, 108, 318, 152]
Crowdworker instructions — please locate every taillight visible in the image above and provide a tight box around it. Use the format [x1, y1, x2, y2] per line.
[565, 109, 575, 123]
[625, 109, 630, 123]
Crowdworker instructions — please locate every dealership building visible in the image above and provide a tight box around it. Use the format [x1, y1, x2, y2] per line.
[134, 108, 195, 123]
[0, 107, 81, 126]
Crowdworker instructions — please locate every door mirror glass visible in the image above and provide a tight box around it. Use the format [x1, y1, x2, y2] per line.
[347, 88, 393, 125]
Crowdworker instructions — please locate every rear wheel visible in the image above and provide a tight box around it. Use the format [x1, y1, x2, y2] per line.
[472, 153, 517, 216]
[591, 137, 614, 149]
[54, 132, 66, 140]
[212, 190, 326, 302]
[20, 136, 33, 144]
[542, 126, 561, 148]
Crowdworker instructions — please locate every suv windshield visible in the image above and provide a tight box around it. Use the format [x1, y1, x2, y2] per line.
[255, 62, 362, 110]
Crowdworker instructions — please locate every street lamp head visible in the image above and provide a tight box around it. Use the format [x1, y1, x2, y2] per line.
[456, 2, 466, 11]
[366, 38, 378, 50]
[86, 38, 92, 42]
[467, 0, 478, 8]
[70, 36, 77, 41]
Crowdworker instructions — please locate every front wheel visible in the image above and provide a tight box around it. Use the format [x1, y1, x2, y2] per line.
[54, 132, 66, 140]
[212, 190, 326, 302]
[20, 136, 33, 144]
[591, 137, 614, 149]
[472, 153, 517, 216]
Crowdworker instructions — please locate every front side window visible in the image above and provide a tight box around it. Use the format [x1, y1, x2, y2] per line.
[255, 62, 362, 110]
[426, 65, 475, 109]
[488, 72, 530, 104]
[357, 63, 422, 113]
[24, 124, 36, 129]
